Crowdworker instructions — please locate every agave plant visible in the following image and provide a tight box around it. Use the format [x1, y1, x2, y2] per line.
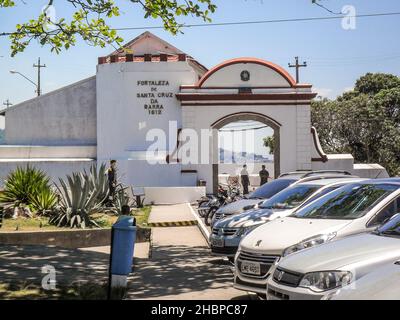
[0, 166, 52, 210]
[113, 185, 132, 215]
[84, 163, 109, 204]
[28, 185, 58, 216]
[50, 164, 109, 228]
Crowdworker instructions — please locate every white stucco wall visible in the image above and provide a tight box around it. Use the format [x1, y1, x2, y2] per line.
[4, 77, 97, 146]
[296, 105, 312, 170]
[182, 104, 307, 192]
[0, 145, 96, 159]
[96, 60, 199, 187]
[201, 62, 291, 87]
[0, 160, 94, 188]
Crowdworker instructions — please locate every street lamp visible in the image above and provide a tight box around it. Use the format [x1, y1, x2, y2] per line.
[9, 70, 40, 96]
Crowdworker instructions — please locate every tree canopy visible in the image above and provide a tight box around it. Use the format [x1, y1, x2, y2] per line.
[0, 0, 216, 56]
[311, 73, 400, 176]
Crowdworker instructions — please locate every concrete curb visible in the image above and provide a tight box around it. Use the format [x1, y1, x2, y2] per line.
[148, 220, 198, 228]
[0, 227, 151, 248]
[187, 203, 210, 247]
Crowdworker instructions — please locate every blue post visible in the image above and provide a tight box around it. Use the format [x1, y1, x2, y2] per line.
[108, 215, 136, 297]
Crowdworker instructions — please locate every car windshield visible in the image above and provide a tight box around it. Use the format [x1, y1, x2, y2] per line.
[259, 185, 320, 210]
[248, 178, 296, 199]
[376, 214, 400, 237]
[293, 183, 399, 220]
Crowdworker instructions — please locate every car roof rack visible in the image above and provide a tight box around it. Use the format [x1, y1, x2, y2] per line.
[301, 170, 352, 178]
[297, 174, 360, 183]
[279, 170, 352, 179]
[278, 171, 312, 178]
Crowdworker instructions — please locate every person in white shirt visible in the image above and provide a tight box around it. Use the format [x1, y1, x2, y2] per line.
[240, 164, 250, 195]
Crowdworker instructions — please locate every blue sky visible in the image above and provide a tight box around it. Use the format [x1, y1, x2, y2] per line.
[1, 0, 400, 131]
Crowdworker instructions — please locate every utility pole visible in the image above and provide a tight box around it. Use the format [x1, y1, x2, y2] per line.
[3, 99, 12, 108]
[33, 57, 46, 96]
[288, 56, 307, 84]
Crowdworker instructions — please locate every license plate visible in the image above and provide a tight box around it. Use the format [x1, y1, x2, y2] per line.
[241, 261, 261, 275]
[211, 237, 224, 247]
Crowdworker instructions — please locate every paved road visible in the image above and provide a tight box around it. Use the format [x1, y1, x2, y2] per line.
[0, 243, 149, 288]
[126, 226, 254, 300]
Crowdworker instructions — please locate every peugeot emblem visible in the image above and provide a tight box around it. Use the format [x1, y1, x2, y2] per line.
[255, 239, 262, 247]
[278, 270, 285, 281]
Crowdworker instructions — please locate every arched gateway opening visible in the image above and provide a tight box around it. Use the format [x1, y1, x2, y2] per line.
[177, 57, 317, 194]
[211, 112, 281, 194]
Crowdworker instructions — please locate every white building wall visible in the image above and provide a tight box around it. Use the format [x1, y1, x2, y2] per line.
[4, 77, 97, 146]
[96, 60, 199, 187]
[0, 160, 94, 188]
[296, 105, 312, 170]
[183, 104, 301, 193]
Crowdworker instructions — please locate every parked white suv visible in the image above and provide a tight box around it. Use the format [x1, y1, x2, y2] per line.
[267, 213, 400, 300]
[233, 179, 400, 295]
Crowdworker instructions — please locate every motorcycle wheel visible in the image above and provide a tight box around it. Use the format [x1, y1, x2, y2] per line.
[205, 207, 217, 226]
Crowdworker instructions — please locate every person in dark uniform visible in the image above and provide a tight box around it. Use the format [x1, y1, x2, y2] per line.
[259, 165, 270, 186]
[240, 164, 250, 195]
[107, 160, 117, 201]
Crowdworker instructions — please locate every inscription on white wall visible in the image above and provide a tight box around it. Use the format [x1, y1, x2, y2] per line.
[136, 80, 174, 115]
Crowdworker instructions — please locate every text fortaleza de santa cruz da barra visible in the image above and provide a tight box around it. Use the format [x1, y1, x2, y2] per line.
[137, 80, 174, 115]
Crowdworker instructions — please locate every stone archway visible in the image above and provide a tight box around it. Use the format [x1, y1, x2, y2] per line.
[211, 111, 281, 194]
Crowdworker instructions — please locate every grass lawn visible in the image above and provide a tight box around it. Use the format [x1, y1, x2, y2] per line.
[0, 206, 152, 232]
[133, 205, 151, 228]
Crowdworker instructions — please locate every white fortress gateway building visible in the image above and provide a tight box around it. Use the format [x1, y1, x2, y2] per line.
[0, 32, 387, 198]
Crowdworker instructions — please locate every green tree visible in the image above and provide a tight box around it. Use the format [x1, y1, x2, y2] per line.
[263, 135, 275, 155]
[0, 0, 216, 56]
[311, 73, 400, 176]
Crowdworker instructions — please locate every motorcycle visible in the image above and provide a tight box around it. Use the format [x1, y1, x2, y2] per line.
[204, 185, 242, 226]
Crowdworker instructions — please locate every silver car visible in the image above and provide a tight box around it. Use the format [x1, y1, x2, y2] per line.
[212, 171, 354, 225]
[234, 179, 400, 295]
[210, 177, 365, 258]
[328, 261, 400, 300]
[267, 213, 400, 300]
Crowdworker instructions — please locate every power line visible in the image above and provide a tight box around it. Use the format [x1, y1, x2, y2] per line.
[1, 12, 400, 36]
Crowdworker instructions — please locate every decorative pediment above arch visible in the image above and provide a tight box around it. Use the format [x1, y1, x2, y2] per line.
[197, 57, 297, 88]
[177, 57, 317, 105]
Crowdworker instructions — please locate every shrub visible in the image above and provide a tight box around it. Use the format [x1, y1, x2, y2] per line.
[29, 185, 58, 215]
[113, 185, 132, 215]
[50, 163, 109, 228]
[0, 166, 54, 212]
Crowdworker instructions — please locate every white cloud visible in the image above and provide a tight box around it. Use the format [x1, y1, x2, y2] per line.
[343, 86, 354, 93]
[313, 87, 334, 99]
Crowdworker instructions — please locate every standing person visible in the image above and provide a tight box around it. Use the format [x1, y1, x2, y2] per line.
[259, 165, 270, 186]
[240, 164, 250, 195]
[107, 160, 117, 203]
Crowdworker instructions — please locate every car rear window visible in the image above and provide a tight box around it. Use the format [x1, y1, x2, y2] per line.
[249, 179, 296, 199]
[293, 183, 399, 220]
[259, 184, 320, 210]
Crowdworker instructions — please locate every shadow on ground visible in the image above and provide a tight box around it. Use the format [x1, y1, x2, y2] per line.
[0, 245, 109, 288]
[127, 245, 246, 300]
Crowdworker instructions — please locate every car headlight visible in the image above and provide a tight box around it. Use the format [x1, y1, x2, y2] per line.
[282, 232, 336, 257]
[299, 271, 353, 292]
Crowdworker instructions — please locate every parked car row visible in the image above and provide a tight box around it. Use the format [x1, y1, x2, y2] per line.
[199, 172, 400, 300]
